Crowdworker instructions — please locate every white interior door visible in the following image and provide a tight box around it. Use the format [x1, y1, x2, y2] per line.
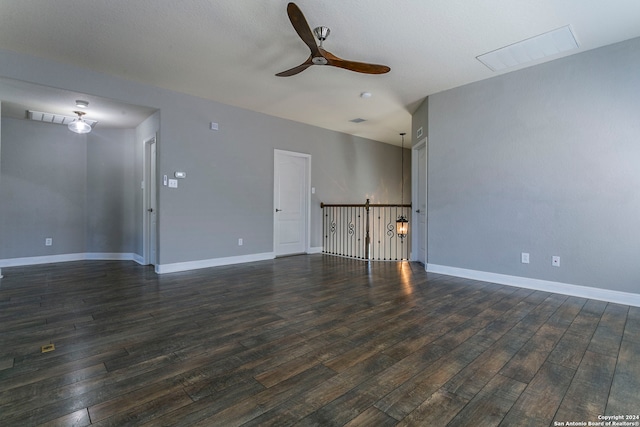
[413, 140, 427, 264]
[274, 150, 310, 256]
[144, 137, 158, 265]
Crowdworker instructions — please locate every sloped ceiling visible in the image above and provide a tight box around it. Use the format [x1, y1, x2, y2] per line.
[1, 1, 639, 145]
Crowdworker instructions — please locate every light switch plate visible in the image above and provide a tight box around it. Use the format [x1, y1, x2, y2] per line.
[168, 179, 178, 188]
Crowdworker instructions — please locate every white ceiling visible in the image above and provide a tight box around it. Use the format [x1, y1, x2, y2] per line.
[0, 77, 157, 129]
[1, 0, 639, 145]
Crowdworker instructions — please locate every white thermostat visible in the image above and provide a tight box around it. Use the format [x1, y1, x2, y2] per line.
[174, 171, 187, 179]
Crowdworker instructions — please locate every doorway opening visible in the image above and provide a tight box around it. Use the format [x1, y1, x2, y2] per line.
[412, 138, 428, 265]
[143, 136, 158, 266]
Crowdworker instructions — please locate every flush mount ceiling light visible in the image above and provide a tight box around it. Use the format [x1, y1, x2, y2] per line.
[477, 25, 579, 72]
[360, 92, 372, 99]
[68, 111, 92, 134]
[75, 100, 89, 108]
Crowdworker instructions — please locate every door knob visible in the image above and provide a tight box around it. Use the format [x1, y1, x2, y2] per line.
[415, 209, 421, 213]
[147, 208, 154, 213]
[275, 208, 282, 212]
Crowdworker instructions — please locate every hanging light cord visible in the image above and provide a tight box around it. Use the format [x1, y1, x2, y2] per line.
[400, 132, 406, 206]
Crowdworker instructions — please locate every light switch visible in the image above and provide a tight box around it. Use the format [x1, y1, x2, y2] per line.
[168, 179, 178, 188]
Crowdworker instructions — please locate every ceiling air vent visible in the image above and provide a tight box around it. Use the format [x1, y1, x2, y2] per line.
[477, 26, 579, 72]
[349, 118, 366, 123]
[27, 110, 97, 127]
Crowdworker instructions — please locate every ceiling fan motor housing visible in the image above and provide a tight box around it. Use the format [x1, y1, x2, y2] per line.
[313, 26, 330, 41]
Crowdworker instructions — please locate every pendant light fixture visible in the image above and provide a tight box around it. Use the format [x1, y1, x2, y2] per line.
[396, 132, 408, 240]
[68, 110, 92, 134]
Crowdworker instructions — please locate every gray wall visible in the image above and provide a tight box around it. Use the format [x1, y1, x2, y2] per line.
[0, 117, 137, 258]
[86, 128, 136, 253]
[0, 49, 409, 266]
[0, 102, 2, 178]
[412, 98, 428, 146]
[139, 93, 408, 264]
[427, 37, 640, 294]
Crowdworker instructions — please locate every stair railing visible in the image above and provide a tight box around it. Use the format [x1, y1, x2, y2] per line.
[321, 199, 411, 261]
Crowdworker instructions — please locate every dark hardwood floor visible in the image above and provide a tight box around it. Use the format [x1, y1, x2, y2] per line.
[0, 255, 638, 426]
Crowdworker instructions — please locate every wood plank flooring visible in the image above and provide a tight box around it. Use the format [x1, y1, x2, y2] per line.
[0, 255, 638, 426]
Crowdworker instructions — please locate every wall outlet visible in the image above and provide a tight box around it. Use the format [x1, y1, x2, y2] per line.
[238, 238, 243, 246]
[521, 252, 530, 264]
[552, 256, 560, 267]
[45, 238, 53, 246]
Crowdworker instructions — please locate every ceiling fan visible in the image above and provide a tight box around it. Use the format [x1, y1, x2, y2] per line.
[276, 2, 391, 77]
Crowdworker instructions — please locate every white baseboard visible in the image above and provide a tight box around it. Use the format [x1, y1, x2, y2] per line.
[85, 253, 138, 261]
[307, 246, 323, 254]
[0, 253, 141, 268]
[427, 264, 640, 307]
[132, 254, 146, 265]
[156, 252, 275, 274]
[1, 251, 275, 275]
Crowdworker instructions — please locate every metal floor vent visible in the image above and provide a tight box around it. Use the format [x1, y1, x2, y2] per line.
[28, 110, 97, 127]
[41, 343, 55, 353]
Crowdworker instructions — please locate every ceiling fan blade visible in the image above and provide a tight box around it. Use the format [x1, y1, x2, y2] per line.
[275, 56, 314, 77]
[322, 49, 390, 74]
[330, 60, 391, 74]
[286, 2, 321, 57]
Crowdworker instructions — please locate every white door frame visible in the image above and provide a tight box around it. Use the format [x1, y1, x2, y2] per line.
[411, 137, 428, 264]
[273, 149, 311, 256]
[142, 136, 158, 266]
